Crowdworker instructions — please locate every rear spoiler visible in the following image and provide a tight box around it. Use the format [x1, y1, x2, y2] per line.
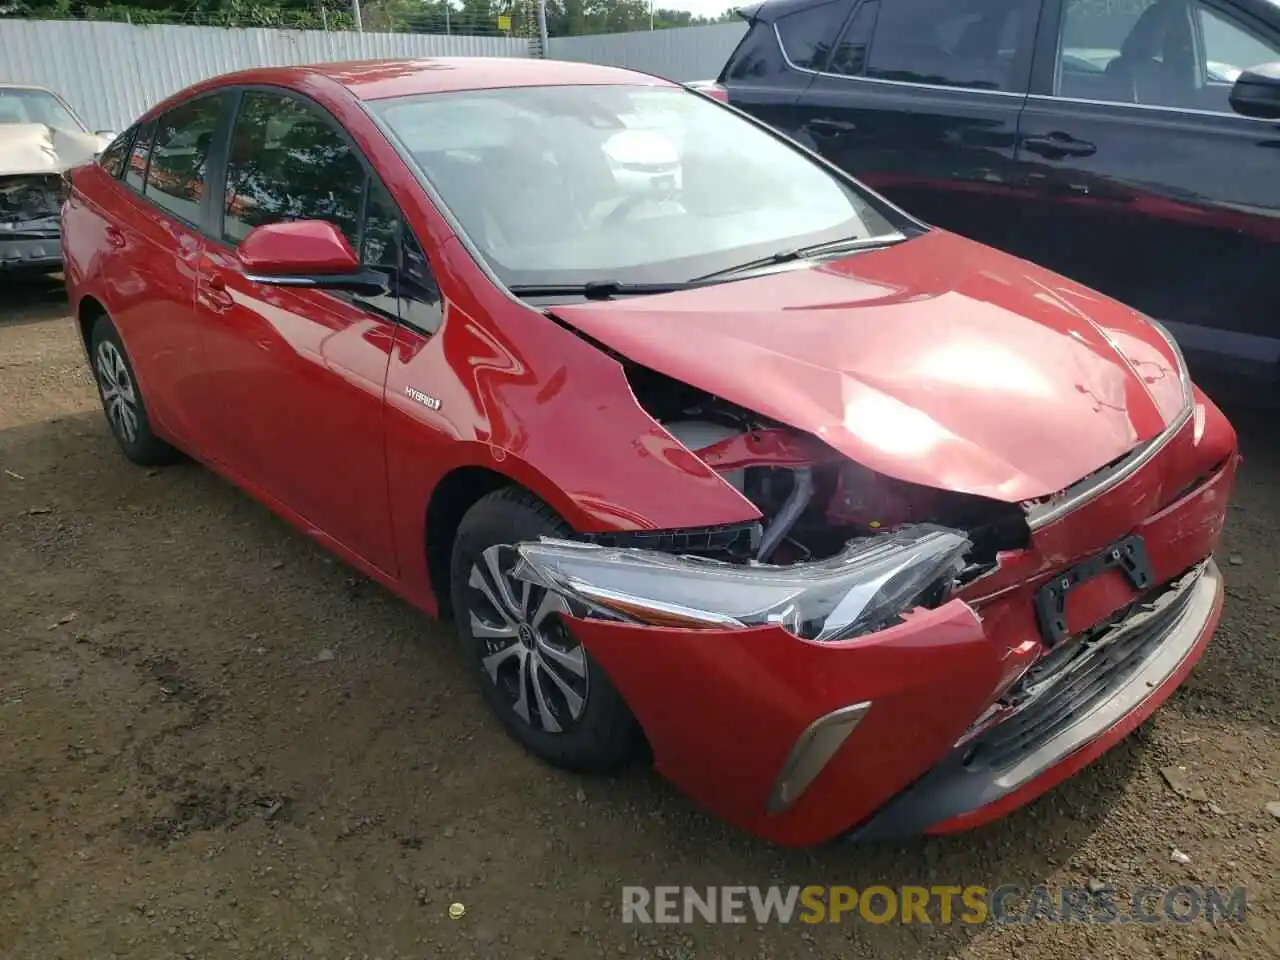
[735, 3, 764, 21]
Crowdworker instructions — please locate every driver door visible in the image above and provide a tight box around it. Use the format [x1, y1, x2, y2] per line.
[1013, 0, 1280, 374]
[193, 88, 400, 574]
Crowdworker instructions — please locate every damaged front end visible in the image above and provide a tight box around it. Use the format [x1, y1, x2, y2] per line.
[487, 358, 1234, 846]
[0, 173, 65, 271]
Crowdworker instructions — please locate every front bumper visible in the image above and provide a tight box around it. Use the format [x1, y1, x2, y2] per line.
[0, 233, 62, 271]
[562, 408, 1238, 846]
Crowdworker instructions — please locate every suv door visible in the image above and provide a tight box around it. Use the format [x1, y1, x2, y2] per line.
[194, 88, 401, 574]
[1015, 0, 1280, 375]
[784, 0, 1044, 252]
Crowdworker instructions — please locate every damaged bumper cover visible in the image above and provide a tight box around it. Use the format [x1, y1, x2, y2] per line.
[506, 453, 1235, 847]
[1, 174, 66, 271]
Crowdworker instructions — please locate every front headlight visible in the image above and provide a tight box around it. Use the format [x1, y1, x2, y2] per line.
[503, 524, 971, 642]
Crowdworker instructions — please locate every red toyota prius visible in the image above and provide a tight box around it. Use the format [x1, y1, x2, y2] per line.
[61, 57, 1238, 847]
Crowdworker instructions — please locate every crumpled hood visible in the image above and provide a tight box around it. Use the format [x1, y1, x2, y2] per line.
[0, 123, 101, 176]
[551, 229, 1189, 504]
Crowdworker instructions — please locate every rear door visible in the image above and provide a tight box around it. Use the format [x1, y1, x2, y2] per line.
[1014, 0, 1280, 374]
[194, 88, 399, 574]
[100, 95, 229, 448]
[786, 0, 1044, 252]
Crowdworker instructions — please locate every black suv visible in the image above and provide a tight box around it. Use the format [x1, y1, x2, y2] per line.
[705, 0, 1280, 377]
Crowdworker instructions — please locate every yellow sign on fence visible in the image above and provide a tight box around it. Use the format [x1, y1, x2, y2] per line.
[497, 14, 511, 30]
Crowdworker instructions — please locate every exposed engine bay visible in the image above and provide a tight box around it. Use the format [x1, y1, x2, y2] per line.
[625, 363, 1031, 579]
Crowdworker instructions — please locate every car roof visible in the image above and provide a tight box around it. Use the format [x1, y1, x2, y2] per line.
[211, 57, 676, 102]
[0, 83, 56, 93]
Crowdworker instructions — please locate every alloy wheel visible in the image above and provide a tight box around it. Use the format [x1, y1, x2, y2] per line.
[94, 340, 140, 444]
[467, 546, 589, 734]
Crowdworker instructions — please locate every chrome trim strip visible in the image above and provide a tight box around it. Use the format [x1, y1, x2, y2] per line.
[770, 22, 1264, 119]
[1024, 92, 1274, 122]
[766, 701, 872, 814]
[772, 23, 1027, 99]
[1027, 401, 1193, 530]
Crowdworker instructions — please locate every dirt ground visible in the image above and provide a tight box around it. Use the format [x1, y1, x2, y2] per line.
[1, 274, 1277, 960]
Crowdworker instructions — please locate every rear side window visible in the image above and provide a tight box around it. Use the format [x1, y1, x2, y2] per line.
[776, 1, 851, 70]
[222, 91, 364, 249]
[724, 23, 781, 80]
[98, 129, 133, 179]
[145, 96, 223, 226]
[865, 0, 1037, 91]
[123, 121, 154, 192]
[827, 0, 880, 76]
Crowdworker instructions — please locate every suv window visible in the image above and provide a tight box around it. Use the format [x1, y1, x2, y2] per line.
[866, 0, 1036, 91]
[827, 0, 881, 76]
[1056, 0, 1280, 110]
[98, 129, 133, 179]
[1199, 2, 1280, 86]
[145, 97, 222, 226]
[222, 91, 365, 248]
[776, 1, 850, 71]
[124, 121, 155, 193]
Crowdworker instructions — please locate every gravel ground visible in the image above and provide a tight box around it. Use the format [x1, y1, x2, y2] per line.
[1, 274, 1277, 960]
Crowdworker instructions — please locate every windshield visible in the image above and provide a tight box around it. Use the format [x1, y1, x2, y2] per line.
[372, 84, 901, 287]
[0, 88, 84, 132]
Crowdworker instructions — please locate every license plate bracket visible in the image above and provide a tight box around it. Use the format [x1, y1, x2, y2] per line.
[1034, 535, 1154, 647]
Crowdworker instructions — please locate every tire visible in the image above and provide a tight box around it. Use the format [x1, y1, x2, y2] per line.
[88, 313, 179, 466]
[450, 487, 641, 772]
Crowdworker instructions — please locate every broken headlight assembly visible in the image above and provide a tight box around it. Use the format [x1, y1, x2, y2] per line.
[504, 523, 971, 642]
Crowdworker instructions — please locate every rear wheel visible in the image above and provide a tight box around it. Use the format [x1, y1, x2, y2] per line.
[88, 314, 179, 466]
[449, 488, 641, 772]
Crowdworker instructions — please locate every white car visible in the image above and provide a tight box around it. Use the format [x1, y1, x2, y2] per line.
[1, 84, 112, 274]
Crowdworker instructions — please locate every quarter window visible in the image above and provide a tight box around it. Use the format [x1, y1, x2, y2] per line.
[222, 91, 364, 248]
[1199, 3, 1280, 85]
[145, 97, 223, 225]
[776, 1, 851, 71]
[865, 0, 1036, 91]
[98, 129, 133, 179]
[124, 121, 154, 192]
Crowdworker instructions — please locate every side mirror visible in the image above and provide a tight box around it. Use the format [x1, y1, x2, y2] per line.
[1229, 61, 1280, 120]
[237, 220, 387, 295]
[94, 129, 116, 139]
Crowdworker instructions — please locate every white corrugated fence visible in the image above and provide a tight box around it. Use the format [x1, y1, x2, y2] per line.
[0, 19, 746, 132]
[0, 20, 529, 131]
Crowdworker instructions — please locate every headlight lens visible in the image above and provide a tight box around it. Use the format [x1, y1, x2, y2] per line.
[504, 524, 971, 642]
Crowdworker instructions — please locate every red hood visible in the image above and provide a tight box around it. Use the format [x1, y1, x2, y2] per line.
[552, 230, 1189, 503]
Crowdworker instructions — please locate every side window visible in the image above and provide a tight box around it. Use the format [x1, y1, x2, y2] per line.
[357, 178, 442, 335]
[362, 178, 400, 268]
[776, 1, 851, 71]
[827, 0, 880, 76]
[145, 97, 223, 226]
[725, 23, 780, 80]
[398, 227, 443, 336]
[222, 91, 364, 248]
[866, 0, 1037, 91]
[124, 121, 155, 192]
[1199, 3, 1280, 85]
[98, 129, 133, 179]
[1056, 0, 1280, 110]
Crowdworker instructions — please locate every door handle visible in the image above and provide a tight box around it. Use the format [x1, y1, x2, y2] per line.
[1022, 134, 1096, 159]
[104, 226, 126, 248]
[808, 118, 858, 136]
[199, 275, 235, 312]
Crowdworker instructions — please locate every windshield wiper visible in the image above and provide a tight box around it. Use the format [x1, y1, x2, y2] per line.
[508, 280, 702, 300]
[690, 232, 908, 282]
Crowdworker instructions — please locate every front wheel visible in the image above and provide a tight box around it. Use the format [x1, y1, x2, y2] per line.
[449, 488, 641, 772]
